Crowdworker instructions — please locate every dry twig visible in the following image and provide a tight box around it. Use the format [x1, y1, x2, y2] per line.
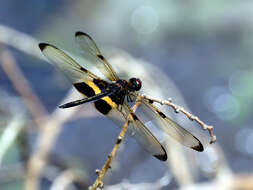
[25, 89, 80, 190]
[0, 24, 42, 60]
[89, 97, 142, 190]
[140, 94, 216, 144]
[104, 172, 171, 190]
[0, 48, 48, 128]
[0, 116, 25, 165]
[50, 169, 82, 190]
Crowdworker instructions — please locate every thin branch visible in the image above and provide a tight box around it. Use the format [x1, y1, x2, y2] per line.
[166, 140, 193, 187]
[0, 24, 43, 60]
[0, 116, 25, 166]
[50, 169, 81, 190]
[140, 94, 216, 144]
[25, 89, 80, 190]
[89, 97, 142, 190]
[104, 172, 171, 190]
[0, 48, 49, 128]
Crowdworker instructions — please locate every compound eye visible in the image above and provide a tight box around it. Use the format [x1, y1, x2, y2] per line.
[135, 78, 142, 91]
[129, 78, 142, 91]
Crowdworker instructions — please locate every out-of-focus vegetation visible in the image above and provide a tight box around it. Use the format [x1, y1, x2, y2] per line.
[1, 0, 253, 190]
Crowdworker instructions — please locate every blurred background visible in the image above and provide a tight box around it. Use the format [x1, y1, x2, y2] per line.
[0, 0, 253, 190]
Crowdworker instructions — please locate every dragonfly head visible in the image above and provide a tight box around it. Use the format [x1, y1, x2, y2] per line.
[128, 78, 142, 91]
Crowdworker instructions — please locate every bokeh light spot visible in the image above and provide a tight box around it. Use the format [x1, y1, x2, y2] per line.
[235, 128, 253, 155]
[229, 70, 253, 97]
[213, 93, 240, 121]
[131, 6, 159, 35]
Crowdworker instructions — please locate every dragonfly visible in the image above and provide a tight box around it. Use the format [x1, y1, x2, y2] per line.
[39, 31, 203, 161]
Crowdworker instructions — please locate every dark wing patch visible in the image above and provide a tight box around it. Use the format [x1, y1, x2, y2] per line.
[192, 142, 204, 152]
[157, 110, 166, 118]
[154, 145, 167, 161]
[97, 54, 105, 60]
[39, 43, 48, 51]
[131, 113, 138, 121]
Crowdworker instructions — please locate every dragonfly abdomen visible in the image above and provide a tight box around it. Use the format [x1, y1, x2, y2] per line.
[73, 80, 118, 115]
[73, 82, 95, 97]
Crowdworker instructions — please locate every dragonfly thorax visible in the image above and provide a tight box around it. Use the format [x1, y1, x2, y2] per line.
[114, 78, 142, 92]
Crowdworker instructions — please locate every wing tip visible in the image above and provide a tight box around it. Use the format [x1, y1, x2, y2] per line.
[154, 153, 167, 161]
[75, 31, 89, 37]
[154, 145, 167, 161]
[192, 142, 204, 152]
[38, 43, 49, 51]
[39, 43, 59, 52]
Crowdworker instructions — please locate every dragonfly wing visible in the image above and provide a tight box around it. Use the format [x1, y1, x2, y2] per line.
[105, 103, 167, 161]
[39, 43, 102, 84]
[75, 31, 119, 81]
[137, 98, 203, 152]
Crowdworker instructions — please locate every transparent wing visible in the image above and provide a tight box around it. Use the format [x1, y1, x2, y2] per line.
[139, 98, 203, 151]
[39, 43, 103, 84]
[75, 31, 119, 81]
[105, 103, 167, 161]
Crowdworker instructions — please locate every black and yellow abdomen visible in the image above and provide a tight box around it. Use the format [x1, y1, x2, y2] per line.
[73, 79, 117, 115]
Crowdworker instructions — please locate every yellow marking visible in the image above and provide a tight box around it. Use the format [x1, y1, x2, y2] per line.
[102, 96, 117, 108]
[86, 80, 101, 94]
[85, 80, 117, 109]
